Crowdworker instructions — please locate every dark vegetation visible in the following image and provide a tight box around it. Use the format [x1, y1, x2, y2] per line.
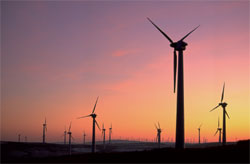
[1, 140, 249, 163]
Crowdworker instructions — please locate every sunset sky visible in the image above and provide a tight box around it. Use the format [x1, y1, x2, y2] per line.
[1, 1, 249, 143]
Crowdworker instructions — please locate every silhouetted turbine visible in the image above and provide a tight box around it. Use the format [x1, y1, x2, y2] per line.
[198, 124, 202, 144]
[18, 134, 21, 142]
[77, 97, 101, 153]
[64, 126, 67, 145]
[102, 123, 106, 149]
[214, 117, 222, 143]
[83, 131, 86, 145]
[155, 122, 162, 148]
[42, 118, 47, 143]
[148, 18, 199, 149]
[109, 123, 112, 144]
[210, 83, 230, 146]
[67, 122, 74, 155]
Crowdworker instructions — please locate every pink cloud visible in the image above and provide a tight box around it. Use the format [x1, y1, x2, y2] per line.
[112, 49, 140, 57]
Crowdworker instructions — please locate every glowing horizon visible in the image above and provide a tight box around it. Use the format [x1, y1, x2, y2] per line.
[1, 1, 249, 143]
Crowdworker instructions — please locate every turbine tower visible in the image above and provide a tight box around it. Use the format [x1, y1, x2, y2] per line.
[42, 118, 47, 143]
[64, 126, 67, 145]
[109, 123, 112, 144]
[77, 97, 101, 153]
[198, 124, 202, 144]
[67, 122, 74, 155]
[148, 18, 199, 149]
[102, 123, 106, 149]
[155, 122, 162, 148]
[214, 117, 222, 143]
[83, 131, 86, 145]
[210, 83, 230, 146]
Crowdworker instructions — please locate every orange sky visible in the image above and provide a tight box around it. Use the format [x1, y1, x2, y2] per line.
[1, 1, 249, 143]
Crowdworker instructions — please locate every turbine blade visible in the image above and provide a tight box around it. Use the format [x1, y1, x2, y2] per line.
[199, 124, 202, 128]
[210, 104, 220, 112]
[92, 96, 99, 114]
[218, 117, 220, 128]
[111, 123, 112, 129]
[155, 124, 158, 130]
[174, 50, 177, 93]
[221, 83, 225, 103]
[69, 122, 72, 132]
[225, 110, 230, 119]
[95, 120, 101, 131]
[77, 114, 91, 119]
[45, 117, 46, 124]
[180, 25, 200, 41]
[147, 17, 173, 43]
[71, 135, 75, 141]
[214, 129, 219, 136]
[158, 122, 161, 129]
[45, 126, 47, 132]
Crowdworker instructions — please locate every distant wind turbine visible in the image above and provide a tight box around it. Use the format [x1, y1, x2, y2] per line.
[210, 83, 230, 146]
[83, 131, 86, 145]
[147, 18, 200, 149]
[102, 123, 106, 149]
[64, 126, 67, 145]
[67, 122, 74, 155]
[198, 124, 202, 144]
[214, 117, 222, 143]
[109, 123, 112, 144]
[77, 97, 101, 153]
[155, 122, 162, 148]
[25, 136, 27, 142]
[42, 118, 47, 143]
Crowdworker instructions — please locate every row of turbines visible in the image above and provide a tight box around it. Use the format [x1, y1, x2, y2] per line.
[20, 82, 229, 153]
[39, 96, 113, 154]
[17, 134, 27, 142]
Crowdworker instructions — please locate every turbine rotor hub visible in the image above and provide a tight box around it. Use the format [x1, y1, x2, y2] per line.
[219, 102, 227, 107]
[171, 41, 188, 51]
[91, 114, 97, 118]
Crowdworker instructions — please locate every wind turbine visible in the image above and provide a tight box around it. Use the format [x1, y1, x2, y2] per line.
[42, 118, 47, 143]
[67, 122, 74, 155]
[77, 97, 101, 153]
[102, 123, 106, 149]
[214, 117, 222, 143]
[210, 83, 230, 145]
[83, 131, 86, 145]
[63, 126, 67, 145]
[18, 134, 21, 142]
[25, 136, 27, 142]
[109, 123, 112, 144]
[155, 122, 162, 148]
[147, 18, 200, 149]
[198, 124, 202, 144]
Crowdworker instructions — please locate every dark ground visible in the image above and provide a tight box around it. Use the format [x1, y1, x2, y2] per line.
[1, 140, 249, 163]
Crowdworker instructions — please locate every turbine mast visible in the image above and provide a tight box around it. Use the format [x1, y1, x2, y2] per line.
[175, 50, 185, 149]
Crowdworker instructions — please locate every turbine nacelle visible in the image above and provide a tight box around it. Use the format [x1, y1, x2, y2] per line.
[90, 113, 97, 118]
[171, 41, 188, 51]
[219, 102, 227, 108]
